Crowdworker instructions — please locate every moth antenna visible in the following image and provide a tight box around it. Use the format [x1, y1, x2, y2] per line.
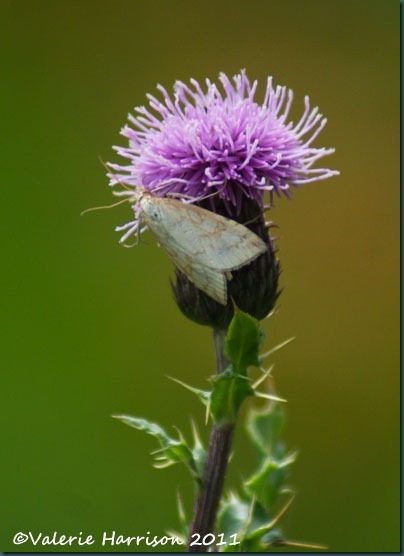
[167, 192, 196, 200]
[192, 182, 228, 203]
[165, 183, 228, 204]
[150, 182, 178, 195]
[80, 197, 131, 216]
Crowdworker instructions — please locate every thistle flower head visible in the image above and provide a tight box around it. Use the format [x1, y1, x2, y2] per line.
[109, 70, 338, 243]
[108, 71, 338, 327]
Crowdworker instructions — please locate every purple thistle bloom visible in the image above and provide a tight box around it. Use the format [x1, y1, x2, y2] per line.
[108, 70, 338, 243]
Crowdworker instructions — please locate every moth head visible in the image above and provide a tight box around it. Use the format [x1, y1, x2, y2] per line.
[140, 197, 162, 223]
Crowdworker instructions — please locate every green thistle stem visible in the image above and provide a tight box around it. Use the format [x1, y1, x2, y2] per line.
[186, 328, 234, 552]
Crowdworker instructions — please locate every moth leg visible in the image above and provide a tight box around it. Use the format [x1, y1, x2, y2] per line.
[242, 211, 267, 226]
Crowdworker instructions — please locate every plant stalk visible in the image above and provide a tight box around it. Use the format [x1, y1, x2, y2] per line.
[186, 328, 235, 552]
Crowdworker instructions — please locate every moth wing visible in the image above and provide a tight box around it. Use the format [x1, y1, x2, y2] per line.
[148, 199, 267, 271]
[140, 198, 228, 303]
[161, 240, 228, 305]
[179, 257, 228, 305]
[189, 265, 228, 305]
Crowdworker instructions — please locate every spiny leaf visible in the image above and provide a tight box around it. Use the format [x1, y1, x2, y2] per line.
[225, 310, 262, 373]
[167, 376, 210, 406]
[113, 415, 172, 446]
[217, 492, 286, 552]
[112, 414, 200, 479]
[210, 371, 254, 425]
[216, 492, 251, 537]
[245, 453, 296, 511]
[246, 403, 285, 459]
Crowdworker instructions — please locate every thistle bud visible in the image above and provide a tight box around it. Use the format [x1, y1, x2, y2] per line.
[172, 195, 280, 329]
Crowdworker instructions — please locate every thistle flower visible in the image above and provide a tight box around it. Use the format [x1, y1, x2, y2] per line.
[108, 71, 338, 328]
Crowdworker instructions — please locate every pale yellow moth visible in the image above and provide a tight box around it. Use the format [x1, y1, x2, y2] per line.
[138, 191, 267, 305]
[85, 167, 268, 305]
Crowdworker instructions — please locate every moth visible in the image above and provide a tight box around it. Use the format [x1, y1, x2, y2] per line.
[138, 192, 267, 305]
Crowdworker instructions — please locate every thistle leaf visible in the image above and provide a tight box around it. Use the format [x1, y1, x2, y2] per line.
[225, 310, 262, 373]
[245, 454, 296, 511]
[246, 403, 285, 460]
[112, 414, 202, 480]
[210, 371, 254, 425]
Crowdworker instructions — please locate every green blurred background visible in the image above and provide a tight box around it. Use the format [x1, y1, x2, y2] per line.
[1, 0, 399, 552]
